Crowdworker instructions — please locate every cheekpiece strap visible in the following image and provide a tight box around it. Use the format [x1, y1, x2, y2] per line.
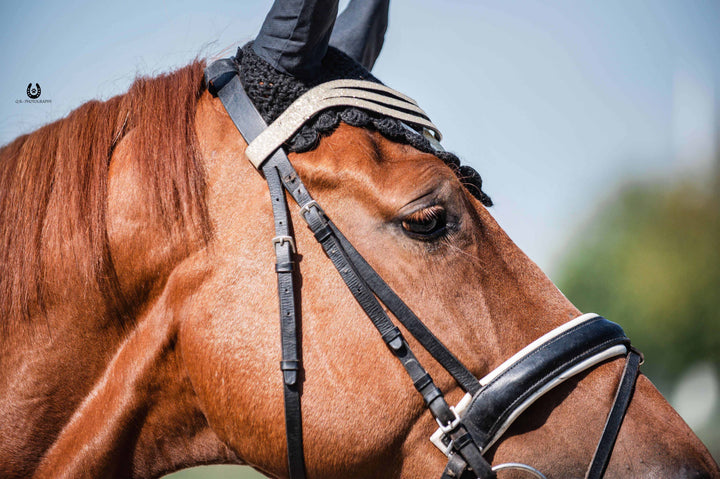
[205, 57, 308, 479]
[205, 55, 470, 479]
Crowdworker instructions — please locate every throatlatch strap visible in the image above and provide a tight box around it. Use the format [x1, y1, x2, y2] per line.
[585, 349, 643, 479]
[207, 58, 307, 479]
[263, 162, 306, 479]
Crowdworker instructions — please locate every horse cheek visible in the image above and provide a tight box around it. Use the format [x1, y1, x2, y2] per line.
[174, 266, 289, 476]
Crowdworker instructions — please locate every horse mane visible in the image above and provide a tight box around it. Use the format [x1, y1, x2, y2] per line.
[0, 60, 209, 327]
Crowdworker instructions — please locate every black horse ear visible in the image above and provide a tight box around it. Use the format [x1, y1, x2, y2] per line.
[329, 0, 390, 71]
[253, 0, 390, 79]
[253, 0, 339, 79]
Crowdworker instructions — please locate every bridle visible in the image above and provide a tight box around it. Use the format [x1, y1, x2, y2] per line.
[205, 55, 643, 479]
[204, 56, 643, 479]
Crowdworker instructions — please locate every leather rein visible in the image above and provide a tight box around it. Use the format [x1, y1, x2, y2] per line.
[204, 57, 643, 479]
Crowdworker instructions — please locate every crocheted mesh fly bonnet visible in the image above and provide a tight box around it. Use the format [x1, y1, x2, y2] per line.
[236, 42, 492, 206]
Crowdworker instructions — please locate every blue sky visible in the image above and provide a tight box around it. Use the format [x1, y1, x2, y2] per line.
[2, 0, 718, 274]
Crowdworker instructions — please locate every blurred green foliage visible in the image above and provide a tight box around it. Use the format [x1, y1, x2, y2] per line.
[556, 173, 720, 387]
[556, 168, 720, 458]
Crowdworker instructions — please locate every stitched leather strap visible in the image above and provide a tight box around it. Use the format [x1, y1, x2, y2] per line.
[441, 453, 470, 479]
[206, 56, 479, 479]
[279, 168, 493, 478]
[447, 427, 496, 478]
[207, 58, 307, 479]
[278, 176, 459, 427]
[264, 163, 306, 479]
[585, 349, 643, 479]
[327, 222, 481, 394]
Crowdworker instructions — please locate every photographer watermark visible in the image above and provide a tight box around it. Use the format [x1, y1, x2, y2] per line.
[16, 83, 52, 104]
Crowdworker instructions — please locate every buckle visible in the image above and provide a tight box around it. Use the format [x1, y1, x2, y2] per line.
[436, 406, 462, 434]
[430, 392, 474, 457]
[429, 405, 462, 457]
[430, 430, 454, 457]
[299, 200, 321, 219]
[272, 235, 296, 254]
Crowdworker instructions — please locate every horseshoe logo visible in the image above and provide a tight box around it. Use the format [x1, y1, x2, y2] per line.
[26, 83, 41, 99]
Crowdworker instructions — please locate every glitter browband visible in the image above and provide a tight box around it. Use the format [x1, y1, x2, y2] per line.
[235, 43, 492, 206]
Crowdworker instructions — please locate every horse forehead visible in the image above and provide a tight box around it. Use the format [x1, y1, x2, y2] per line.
[296, 123, 452, 184]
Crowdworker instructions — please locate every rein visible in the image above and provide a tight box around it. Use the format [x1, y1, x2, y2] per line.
[204, 57, 643, 479]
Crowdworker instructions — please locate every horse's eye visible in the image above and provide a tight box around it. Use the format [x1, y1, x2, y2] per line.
[401, 205, 447, 239]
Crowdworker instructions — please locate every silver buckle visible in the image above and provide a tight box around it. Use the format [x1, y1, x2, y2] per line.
[272, 235, 296, 254]
[429, 406, 462, 457]
[435, 406, 461, 434]
[431, 432, 454, 457]
[430, 392, 474, 457]
[299, 200, 320, 219]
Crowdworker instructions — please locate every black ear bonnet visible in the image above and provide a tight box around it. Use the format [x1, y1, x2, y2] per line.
[236, 43, 492, 206]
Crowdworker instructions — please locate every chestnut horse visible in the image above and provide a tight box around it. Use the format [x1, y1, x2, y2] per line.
[0, 61, 718, 479]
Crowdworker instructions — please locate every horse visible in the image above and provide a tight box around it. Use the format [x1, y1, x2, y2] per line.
[1, 55, 718, 479]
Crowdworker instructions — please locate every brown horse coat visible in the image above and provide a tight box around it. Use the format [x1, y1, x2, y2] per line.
[0, 62, 718, 478]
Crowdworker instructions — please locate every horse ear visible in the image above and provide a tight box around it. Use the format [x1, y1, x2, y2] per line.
[253, 0, 339, 79]
[329, 0, 390, 71]
[253, 0, 390, 77]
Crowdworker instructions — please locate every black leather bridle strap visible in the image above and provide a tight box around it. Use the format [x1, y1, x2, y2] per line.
[327, 222, 481, 395]
[206, 59, 477, 398]
[273, 160, 495, 476]
[441, 453, 470, 479]
[585, 349, 643, 479]
[276, 168, 459, 426]
[448, 428, 496, 478]
[205, 57, 493, 478]
[263, 161, 306, 479]
[277, 171, 495, 478]
[206, 59, 308, 479]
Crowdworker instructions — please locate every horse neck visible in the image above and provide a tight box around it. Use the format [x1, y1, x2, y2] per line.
[0, 102, 240, 477]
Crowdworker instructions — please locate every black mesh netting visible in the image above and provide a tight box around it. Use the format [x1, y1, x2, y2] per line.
[236, 43, 492, 206]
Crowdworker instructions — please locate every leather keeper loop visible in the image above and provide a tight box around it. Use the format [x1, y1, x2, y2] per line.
[452, 431, 473, 450]
[413, 372, 433, 391]
[313, 224, 332, 243]
[429, 398, 456, 427]
[203, 59, 238, 96]
[388, 337, 404, 351]
[280, 360, 300, 371]
[281, 361, 300, 385]
[422, 385, 443, 406]
[283, 370, 298, 386]
[381, 326, 403, 350]
[276, 262, 295, 273]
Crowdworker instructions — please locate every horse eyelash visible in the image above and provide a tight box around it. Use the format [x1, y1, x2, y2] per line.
[404, 204, 445, 223]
